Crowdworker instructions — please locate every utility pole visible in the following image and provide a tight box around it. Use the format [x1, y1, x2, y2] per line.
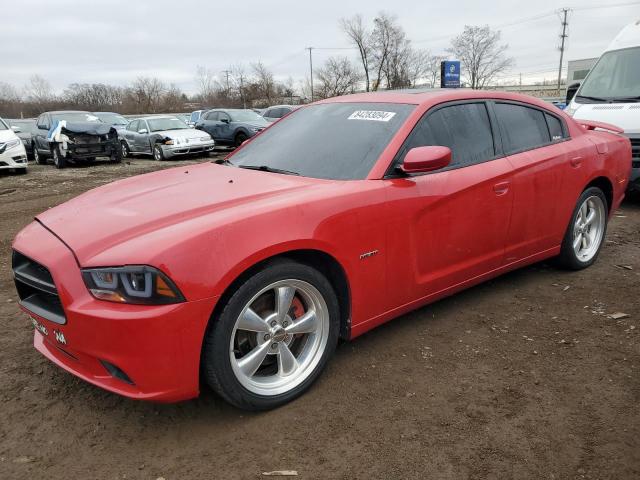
[557, 8, 570, 91]
[306, 47, 314, 102]
[222, 70, 231, 97]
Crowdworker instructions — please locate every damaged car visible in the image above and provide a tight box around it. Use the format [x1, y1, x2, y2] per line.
[33, 111, 122, 169]
[120, 116, 215, 160]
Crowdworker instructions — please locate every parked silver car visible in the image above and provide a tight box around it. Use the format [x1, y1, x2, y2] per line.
[120, 116, 215, 160]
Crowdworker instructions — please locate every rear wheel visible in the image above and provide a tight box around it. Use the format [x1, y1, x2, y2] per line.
[558, 187, 608, 269]
[33, 145, 46, 165]
[202, 260, 340, 411]
[52, 146, 66, 169]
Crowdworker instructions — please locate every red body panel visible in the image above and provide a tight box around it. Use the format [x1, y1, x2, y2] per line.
[11, 90, 632, 402]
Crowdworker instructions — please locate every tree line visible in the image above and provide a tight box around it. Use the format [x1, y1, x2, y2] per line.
[0, 12, 513, 118]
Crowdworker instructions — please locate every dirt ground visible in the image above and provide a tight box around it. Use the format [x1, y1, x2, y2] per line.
[0, 157, 638, 480]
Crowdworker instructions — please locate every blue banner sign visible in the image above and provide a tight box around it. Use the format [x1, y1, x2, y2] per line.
[441, 61, 461, 88]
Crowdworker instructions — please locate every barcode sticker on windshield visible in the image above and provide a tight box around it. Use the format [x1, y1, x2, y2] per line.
[348, 111, 396, 122]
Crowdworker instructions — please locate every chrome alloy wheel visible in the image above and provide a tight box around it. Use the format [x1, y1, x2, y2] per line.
[573, 195, 606, 262]
[229, 279, 330, 396]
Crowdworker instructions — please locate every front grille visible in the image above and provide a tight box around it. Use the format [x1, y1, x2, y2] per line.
[630, 138, 640, 161]
[12, 250, 66, 325]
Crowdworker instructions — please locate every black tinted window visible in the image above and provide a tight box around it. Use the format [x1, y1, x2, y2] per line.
[398, 102, 495, 169]
[495, 103, 551, 154]
[545, 113, 565, 141]
[230, 103, 415, 180]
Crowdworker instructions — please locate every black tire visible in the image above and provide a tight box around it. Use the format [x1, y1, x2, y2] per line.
[33, 145, 46, 165]
[234, 132, 248, 148]
[120, 141, 130, 158]
[52, 145, 66, 169]
[557, 186, 608, 270]
[202, 259, 340, 411]
[153, 144, 165, 161]
[15, 168, 28, 175]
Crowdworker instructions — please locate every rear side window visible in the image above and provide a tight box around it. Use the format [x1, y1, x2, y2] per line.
[494, 103, 551, 154]
[398, 102, 495, 169]
[545, 113, 565, 142]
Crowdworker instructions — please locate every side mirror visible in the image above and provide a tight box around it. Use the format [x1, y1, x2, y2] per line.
[566, 82, 580, 104]
[11, 126, 21, 133]
[401, 146, 451, 174]
[138, 129, 148, 134]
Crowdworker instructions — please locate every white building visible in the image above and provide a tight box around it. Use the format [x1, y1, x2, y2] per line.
[567, 58, 598, 84]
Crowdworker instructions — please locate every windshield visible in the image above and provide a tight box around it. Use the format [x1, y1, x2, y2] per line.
[52, 112, 100, 123]
[147, 117, 189, 132]
[94, 112, 128, 125]
[229, 110, 265, 122]
[578, 47, 640, 101]
[229, 102, 415, 180]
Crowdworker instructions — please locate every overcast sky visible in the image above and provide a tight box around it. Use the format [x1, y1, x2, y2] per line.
[1, 0, 638, 94]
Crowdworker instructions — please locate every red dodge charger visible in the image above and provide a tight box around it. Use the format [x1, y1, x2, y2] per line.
[12, 90, 631, 410]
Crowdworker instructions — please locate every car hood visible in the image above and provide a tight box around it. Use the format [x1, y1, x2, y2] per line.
[0, 130, 20, 143]
[36, 163, 329, 264]
[155, 128, 210, 140]
[571, 102, 640, 134]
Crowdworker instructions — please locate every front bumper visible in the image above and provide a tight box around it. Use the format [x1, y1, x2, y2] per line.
[161, 140, 215, 159]
[12, 221, 218, 403]
[0, 143, 28, 169]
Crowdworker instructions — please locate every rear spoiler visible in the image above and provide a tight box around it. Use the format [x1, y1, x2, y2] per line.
[577, 119, 624, 134]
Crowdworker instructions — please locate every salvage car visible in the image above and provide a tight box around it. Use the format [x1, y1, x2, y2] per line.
[11, 90, 631, 410]
[33, 111, 121, 168]
[195, 108, 269, 146]
[7, 119, 38, 159]
[0, 117, 28, 172]
[120, 116, 215, 160]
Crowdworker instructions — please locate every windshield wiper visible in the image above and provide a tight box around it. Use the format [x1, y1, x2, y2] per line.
[611, 96, 640, 103]
[213, 158, 234, 166]
[575, 95, 610, 103]
[237, 165, 300, 176]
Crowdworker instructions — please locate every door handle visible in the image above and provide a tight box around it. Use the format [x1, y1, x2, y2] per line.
[493, 181, 510, 196]
[570, 156, 583, 168]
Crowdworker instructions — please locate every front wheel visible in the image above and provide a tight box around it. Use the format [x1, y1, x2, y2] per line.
[153, 144, 165, 161]
[234, 132, 248, 147]
[33, 145, 46, 165]
[120, 141, 130, 158]
[557, 187, 608, 269]
[52, 146, 66, 169]
[202, 260, 340, 410]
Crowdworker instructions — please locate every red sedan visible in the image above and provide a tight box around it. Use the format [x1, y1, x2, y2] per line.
[12, 90, 631, 410]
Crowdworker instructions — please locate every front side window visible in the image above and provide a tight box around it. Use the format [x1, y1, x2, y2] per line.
[494, 103, 550, 155]
[396, 102, 495, 170]
[230, 102, 415, 180]
[206, 111, 219, 121]
[128, 120, 139, 132]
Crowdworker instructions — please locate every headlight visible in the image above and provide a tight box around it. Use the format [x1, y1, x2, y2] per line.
[5, 139, 21, 150]
[82, 266, 185, 305]
[164, 139, 175, 145]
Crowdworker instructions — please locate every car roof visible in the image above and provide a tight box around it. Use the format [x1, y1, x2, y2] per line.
[46, 110, 92, 114]
[315, 89, 560, 112]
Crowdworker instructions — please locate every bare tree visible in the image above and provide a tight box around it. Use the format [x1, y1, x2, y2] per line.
[341, 15, 371, 92]
[129, 77, 166, 113]
[370, 12, 396, 90]
[448, 25, 514, 89]
[251, 62, 276, 105]
[195, 65, 216, 104]
[315, 57, 361, 99]
[24, 75, 54, 105]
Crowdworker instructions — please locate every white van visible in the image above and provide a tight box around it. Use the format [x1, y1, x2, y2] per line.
[566, 19, 640, 192]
